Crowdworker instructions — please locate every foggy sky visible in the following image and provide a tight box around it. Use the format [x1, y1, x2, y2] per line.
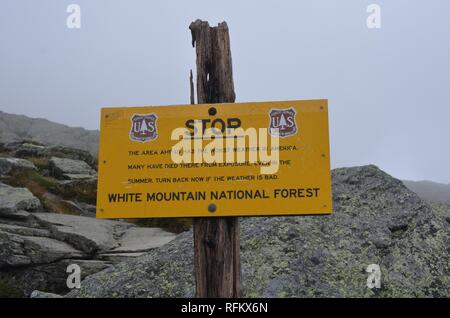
[1, 1, 450, 183]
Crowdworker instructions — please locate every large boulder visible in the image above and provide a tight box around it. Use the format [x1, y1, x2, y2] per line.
[0, 183, 42, 216]
[0, 231, 85, 268]
[0, 157, 37, 176]
[109, 228, 176, 253]
[49, 157, 96, 180]
[10, 142, 96, 167]
[45, 146, 95, 167]
[13, 142, 47, 158]
[31, 213, 133, 254]
[31, 213, 176, 255]
[7, 259, 110, 296]
[66, 165, 449, 298]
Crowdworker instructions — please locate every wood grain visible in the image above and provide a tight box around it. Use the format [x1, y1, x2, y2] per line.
[189, 19, 241, 298]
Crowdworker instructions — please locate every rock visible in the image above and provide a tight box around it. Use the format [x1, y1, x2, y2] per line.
[45, 146, 95, 167]
[9, 142, 95, 166]
[9, 259, 111, 296]
[66, 165, 450, 298]
[74, 201, 96, 216]
[66, 232, 194, 298]
[61, 174, 95, 180]
[112, 228, 176, 253]
[30, 213, 176, 255]
[13, 143, 47, 158]
[30, 290, 62, 298]
[0, 210, 176, 295]
[0, 157, 37, 175]
[0, 183, 42, 216]
[0, 223, 51, 238]
[53, 178, 97, 205]
[2, 141, 95, 169]
[0, 231, 85, 268]
[60, 200, 96, 217]
[49, 157, 95, 180]
[0, 210, 31, 220]
[97, 252, 145, 263]
[32, 213, 132, 254]
[54, 178, 97, 201]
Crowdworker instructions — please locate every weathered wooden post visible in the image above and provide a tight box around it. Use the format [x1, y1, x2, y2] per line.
[189, 19, 241, 298]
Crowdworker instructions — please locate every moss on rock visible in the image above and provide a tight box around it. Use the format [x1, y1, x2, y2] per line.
[0, 277, 24, 298]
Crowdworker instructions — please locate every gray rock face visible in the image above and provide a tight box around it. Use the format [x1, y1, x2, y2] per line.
[60, 200, 96, 217]
[0, 211, 176, 296]
[7, 259, 111, 296]
[111, 228, 176, 253]
[45, 146, 95, 166]
[54, 178, 97, 204]
[0, 223, 50, 237]
[12, 142, 47, 158]
[0, 157, 37, 175]
[66, 165, 449, 298]
[0, 231, 85, 268]
[97, 252, 145, 263]
[3, 141, 95, 167]
[31, 213, 177, 255]
[32, 213, 133, 254]
[49, 157, 96, 180]
[0, 183, 42, 216]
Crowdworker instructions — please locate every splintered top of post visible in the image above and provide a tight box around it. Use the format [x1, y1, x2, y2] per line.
[189, 19, 229, 47]
[189, 18, 235, 104]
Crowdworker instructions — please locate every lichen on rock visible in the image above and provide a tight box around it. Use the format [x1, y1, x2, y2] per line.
[66, 165, 449, 298]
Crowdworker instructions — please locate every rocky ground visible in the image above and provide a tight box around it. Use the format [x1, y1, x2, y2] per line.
[0, 141, 175, 296]
[65, 165, 449, 298]
[1, 140, 449, 298]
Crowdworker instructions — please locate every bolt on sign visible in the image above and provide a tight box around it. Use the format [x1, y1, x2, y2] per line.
[97, 99, 332, 218]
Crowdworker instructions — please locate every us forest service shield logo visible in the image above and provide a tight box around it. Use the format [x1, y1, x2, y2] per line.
[269, 108, 297, 137]
[129, 113, 158, 142]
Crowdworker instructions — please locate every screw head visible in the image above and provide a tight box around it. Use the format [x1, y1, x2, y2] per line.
[208, 203, 217, 213]
[208, 107, 217, 116]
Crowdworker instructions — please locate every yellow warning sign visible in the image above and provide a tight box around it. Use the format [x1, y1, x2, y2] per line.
[97, 99, 332, 218]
